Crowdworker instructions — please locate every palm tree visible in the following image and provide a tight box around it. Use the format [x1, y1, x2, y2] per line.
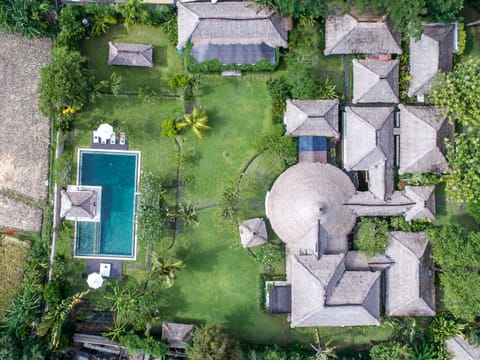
[167, 202, 199, 227]
[147, 252, 186, 289]
[310, 329, 337, 360]
[37, 290, 90, 349]
[177, 107, 210, 139]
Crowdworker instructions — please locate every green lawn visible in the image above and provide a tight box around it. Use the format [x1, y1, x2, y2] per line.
[57, 23, 393, 348]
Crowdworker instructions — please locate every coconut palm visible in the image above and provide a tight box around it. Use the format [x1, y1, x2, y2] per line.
[310, 329, 337, 360]
[167, 202, 199, 227]
[37, 290, 90, 349]
[177, 107, 210, 139]
[148, 252, 186, 289]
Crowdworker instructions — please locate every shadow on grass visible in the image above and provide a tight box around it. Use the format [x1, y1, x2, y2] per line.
[153, 45, 167, 67]
[176, 244, 221, 273]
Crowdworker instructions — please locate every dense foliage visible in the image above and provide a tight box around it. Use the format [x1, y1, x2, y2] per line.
[429, 58, 480, 126]
[444, 132, 480, 206]
[255, 124, 298, 173]
[0, 0, 53, 37]
[354, 217, 389, 258]
[427, 225, 480, 321]
[369, 342, 414, 360]
[38, 46, 91, 130]
[118, 332, 169, 358]
[255, 0, 330, 18]
[186, 324, 242, 360]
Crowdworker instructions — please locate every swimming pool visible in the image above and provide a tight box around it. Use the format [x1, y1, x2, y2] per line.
[74, 149, 140, 259]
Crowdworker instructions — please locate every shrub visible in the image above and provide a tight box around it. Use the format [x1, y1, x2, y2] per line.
[55, 6, 84, 50]
[467, 201, 480, 224]
[286, 61, 317, 99]
[369, 342, 414, 360]
[119, 332, 169, 358]
[317, 79, 337, 99]
[252, 243, 285, 271]
[53, 152, 72, 187]
[43, 280, 71, 307]
[186, 324, 242, 360]
[457, 22, 466, 56]
[161, 118, 180, 138]
[138, 85, 157, 104]
[354, 217, 389, 258]
[168, 74, 190, 91]
[266, 77, 291, 123]
[255, 124, 297, 171]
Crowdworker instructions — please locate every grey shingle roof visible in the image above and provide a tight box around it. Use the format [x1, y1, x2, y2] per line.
[191, 43, 276, 65]
[408, 24, 454, 97]
[177, 2, 288, 51]
[352, 59, 399, 104]
[446, 336, 480, 360]
[385, 231, 435, 316]
[107, 42, 153, 68]
[324, 8, 402, 55]
[398, 105, 453, 175]
[161, 322, 195, 349]
[60, 187, 100, 221]
[404, 185, 436, 221]
[239, 218, 267, 248]
[284, 99, 339, 137]
[343, 106, 395, 200]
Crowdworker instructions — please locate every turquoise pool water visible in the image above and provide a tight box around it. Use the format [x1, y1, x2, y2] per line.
[75, 150, 140, 258]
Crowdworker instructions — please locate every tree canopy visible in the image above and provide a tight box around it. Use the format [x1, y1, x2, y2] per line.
[186, 324, 242, 360]
[38, 46, 91, 129]
[354, 217, 389, 258]
[427, 225, 480, 321]
[429, 57, 480, 126]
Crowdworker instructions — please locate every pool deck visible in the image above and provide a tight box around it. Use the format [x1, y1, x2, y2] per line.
[92, 142, 128, 150]
[86, 259, 123, 279]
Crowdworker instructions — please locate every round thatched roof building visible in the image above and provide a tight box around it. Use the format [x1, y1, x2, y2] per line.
[266, 163, 356, 251]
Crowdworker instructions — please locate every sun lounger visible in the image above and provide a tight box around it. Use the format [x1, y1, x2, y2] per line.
[110, 133, 116, 145]
[120, 132, 126, 145]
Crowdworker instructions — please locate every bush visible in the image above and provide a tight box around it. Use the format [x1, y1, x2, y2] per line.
[119, 332, 169, 358]
[55, 6, 84, 50]
[161, 118, 180, 138]
[467, 201, 480, 224]
[457, 22, 466, 56]
[186, 324, 242, 360]
[286, 60, 317, 99]
[369, 342, 414, 360]
[255, 124, 297, 172]
[266, 77, 291, 123]
[43, 280, 71, 307]
[252, 243, 285, 271]
[354, 217, 389, 258]
[53, 152, 73, 187]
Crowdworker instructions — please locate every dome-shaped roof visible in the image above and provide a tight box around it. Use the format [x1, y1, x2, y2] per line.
[266, 163, 356, 251]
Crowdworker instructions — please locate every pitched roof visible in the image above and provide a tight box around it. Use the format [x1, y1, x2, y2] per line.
[324, 8, 402, 55]
[398, 105, 453, 175]
[290, 254, 381, 327]
[60, 187, 101, 221]
[408, 24, 454, 97]
[239, 218, 267, 248]
[177, 2, 288, 50]
[343, 106, 395, 200]
[161, 322, 195, 349]
[404, 185, 436, 221]
[284, 99, 339, 137]
[446, 336, 480, 360]
[352, 59, 399, 104]
[385, 231, 435, 316]
[108, 42, 153, 68]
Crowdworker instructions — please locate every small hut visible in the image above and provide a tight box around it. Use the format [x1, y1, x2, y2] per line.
[161, 322, 195, 350]
[60, 185, 102, 222]
[239, 218, 267, 248]
[108, 42, 154, 68]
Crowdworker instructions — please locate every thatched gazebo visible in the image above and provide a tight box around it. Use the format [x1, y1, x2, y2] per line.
[161, 322, 195, 350]
[60, 185, 102, 222]
[266, 163, 356, 253]
[239, 218, 267, 248]
[108, 42, 154, 67]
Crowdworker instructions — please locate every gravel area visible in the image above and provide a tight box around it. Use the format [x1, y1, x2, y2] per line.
[0, 30, 52, 231]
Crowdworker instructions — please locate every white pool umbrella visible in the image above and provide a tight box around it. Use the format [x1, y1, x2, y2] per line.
[97, 123, 114, 141]
[87, 272, 104, 289]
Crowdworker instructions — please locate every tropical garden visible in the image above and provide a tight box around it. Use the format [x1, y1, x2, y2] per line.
[1, 0, 480, 359]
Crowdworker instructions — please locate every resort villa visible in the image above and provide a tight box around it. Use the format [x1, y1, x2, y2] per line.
[263, 8, 453, 327]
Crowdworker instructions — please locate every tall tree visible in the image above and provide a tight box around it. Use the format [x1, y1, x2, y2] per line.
[147, 253, 186, 289]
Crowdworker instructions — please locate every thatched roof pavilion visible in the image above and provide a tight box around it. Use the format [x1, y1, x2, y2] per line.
[408, 24, 454, 98]
[266, 163, 356, 254]
[324, 8, 402, 55]
[352, 59, 399, 104]
[290, 254, 381, 327]
[284, 99, 339, 137]
[398, 105, 453, 175]
[60, 185, 102, 222]
[446, 336, 480, 360]
[108, 42, 153, 67]
[177, 2, 289, 65]
[343, 106, 395, 200]
[161, 322, 195, 349]
[239, 218, 267, 248]
[385, 232, 435, 316]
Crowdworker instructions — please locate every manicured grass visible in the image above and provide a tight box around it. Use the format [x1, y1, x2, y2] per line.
[60, 23, 393, 348]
